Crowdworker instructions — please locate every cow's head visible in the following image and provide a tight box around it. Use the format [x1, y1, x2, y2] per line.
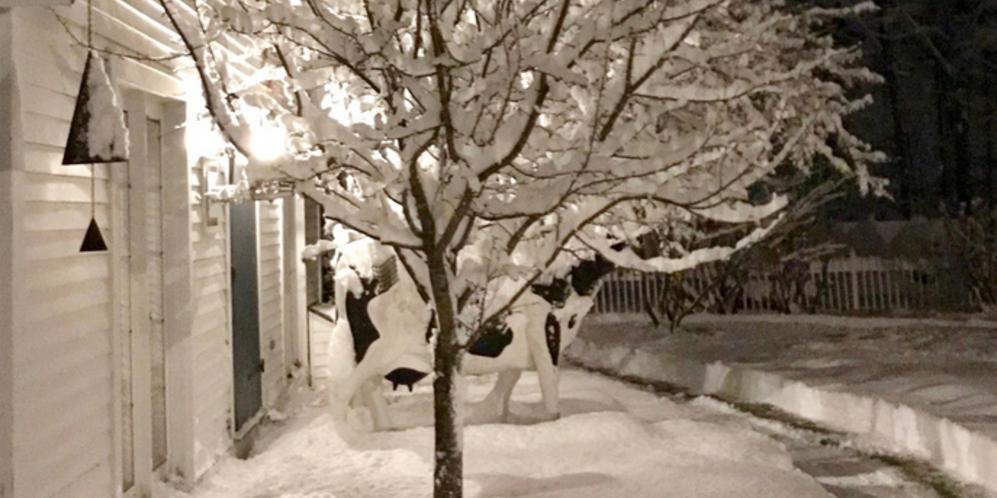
[569, 249, 618, 296]
[531, 277, 572, 308]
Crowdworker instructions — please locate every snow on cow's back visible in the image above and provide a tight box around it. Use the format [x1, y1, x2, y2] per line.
[336, 237, 393, 279]
[366, 260, 433, 353]
[333, 237, 390, 323]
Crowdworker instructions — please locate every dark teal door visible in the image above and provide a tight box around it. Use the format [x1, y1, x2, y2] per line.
[230, 201, 262, 431]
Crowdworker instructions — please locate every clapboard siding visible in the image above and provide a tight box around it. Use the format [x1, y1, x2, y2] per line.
[31, 429, 113, 498]
[20, 171, 111, 203]
[19, 229, 110, 262]
[23, 260, 110, 291]
[10, 4, 159, 497]
[8, 2, 293, 495]
[188, 156, 234, 478]
[0, 9, 13, 497]
[20, 202, 111, 233]
[22, 145, 112, 178]
[308, 312, 334, 381]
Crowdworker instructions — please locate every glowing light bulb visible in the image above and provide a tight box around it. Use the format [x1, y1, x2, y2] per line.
[249, 122, 287, 163]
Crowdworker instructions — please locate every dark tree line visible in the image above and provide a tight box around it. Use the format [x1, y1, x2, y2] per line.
[803, 0, 997, 218]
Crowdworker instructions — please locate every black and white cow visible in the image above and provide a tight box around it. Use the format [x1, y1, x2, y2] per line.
[470, 253, 617, 419]
[329, 238, 616, 428]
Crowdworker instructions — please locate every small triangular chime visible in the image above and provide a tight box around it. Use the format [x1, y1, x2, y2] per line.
[65, 0, 130, 254]
[80, 216, 108, 252]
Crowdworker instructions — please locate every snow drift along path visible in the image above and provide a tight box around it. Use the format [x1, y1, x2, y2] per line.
[160, 369, 832, 498]
[568, 317, 997, 495]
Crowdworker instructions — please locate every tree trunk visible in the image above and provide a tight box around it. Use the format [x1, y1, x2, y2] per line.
[952, 100, 972, 213]
[879, 12, 913, 217]
[935, 61, 953, 214]
[987, 100, 995, 208]
[427, 250, 463, 498]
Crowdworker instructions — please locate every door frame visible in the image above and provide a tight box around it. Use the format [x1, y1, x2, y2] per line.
[111, 91, 189, 497]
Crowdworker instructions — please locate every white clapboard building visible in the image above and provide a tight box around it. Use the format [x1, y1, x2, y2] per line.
[0, 1, 311, 496]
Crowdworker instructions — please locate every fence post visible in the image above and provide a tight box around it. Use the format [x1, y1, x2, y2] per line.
[850, 257, 861, 311]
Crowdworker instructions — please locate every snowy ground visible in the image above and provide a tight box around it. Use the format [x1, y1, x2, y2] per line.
[159, 368, 837, 498]
[570, 314, 997, 496]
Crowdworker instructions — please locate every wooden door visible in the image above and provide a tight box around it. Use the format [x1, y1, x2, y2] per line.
[230, 201, 263, 431]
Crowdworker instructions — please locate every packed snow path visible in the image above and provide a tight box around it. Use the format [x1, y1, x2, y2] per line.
[160, 368, 853, 498]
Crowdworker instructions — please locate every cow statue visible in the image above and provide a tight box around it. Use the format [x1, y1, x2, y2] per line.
[328, 237, 616, 429]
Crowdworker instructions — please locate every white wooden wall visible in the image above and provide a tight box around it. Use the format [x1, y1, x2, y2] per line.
[10, 7, 118, 495]
[0, 8, 17, 497]
[258, 200, 287, 408]
[283, 197, 308, 384]
[4, 2, 298, 496]
[188, 157, 234, 479]
[309, 311, 335, 382]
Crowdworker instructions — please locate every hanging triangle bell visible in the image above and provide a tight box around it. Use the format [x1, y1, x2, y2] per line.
[63, 51, 130, 165]
[79, 216, 108, 252]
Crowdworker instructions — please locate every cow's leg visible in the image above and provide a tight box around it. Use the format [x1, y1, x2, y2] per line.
[480, 370, 522, 421]
[359, 378, 394, 430]
[333, 336, 409, 418]
[525, 312, 560, 418]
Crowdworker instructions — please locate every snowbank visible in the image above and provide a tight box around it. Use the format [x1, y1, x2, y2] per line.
[566, 321, 997, 493]
[589, 312, 997, 330]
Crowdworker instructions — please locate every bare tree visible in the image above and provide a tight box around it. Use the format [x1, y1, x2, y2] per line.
[946, 201, 997, 311]
[156, 1, 881, 495]
[646, 177, 847, 326]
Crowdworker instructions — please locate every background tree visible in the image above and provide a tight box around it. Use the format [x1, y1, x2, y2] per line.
[644, 172, 848, 328]
[158, 0, 881, 495]
[827, 0, 997, 218]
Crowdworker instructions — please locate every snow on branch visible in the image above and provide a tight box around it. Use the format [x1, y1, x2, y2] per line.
[579, 215, 785, 274]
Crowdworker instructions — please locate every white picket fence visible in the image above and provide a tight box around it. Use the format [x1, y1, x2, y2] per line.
[594, 256, 972, 315]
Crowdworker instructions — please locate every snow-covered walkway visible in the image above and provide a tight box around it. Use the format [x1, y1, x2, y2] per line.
[159, 368, 836, 498]
[568, 315, 997, 496]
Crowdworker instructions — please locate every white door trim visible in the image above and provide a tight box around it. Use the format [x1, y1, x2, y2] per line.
[113, 92, 194, 495]
[120, 90, 155, 497]
[161, 101, 196, 487]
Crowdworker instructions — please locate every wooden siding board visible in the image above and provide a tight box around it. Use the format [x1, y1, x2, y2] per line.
[22, 144, 111, 178]
[20, 171, 111, 203]
[188, 182, 233, 478]
[256, 202, 284, 408]
[20, 290, 112, 325]
[19, 298, 112, 330]
[22, 258, 110, 291]
[0, 9, 16, 494]
[20, 230, 113, 262]
[23, 426, 113, 497]
[13, 365, 112, 423]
